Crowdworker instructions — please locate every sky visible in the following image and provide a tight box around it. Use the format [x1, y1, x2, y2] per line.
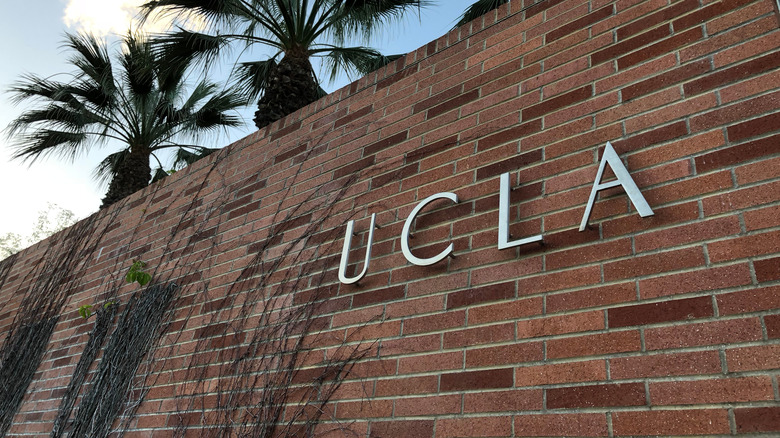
[0, 0, 478, 238]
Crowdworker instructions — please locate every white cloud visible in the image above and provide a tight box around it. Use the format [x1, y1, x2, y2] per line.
[62, 0, 188, 36]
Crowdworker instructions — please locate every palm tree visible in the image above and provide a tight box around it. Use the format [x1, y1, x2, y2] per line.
[7, 32, 246, 208]
[456, 0, 508, 27]
[142, 0, 430, 129]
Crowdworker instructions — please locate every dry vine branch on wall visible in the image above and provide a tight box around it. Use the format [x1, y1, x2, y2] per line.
[0, 214, 109, 436]
[163, 135, 381, 438]
[51, 304, 118, 438]
[1, 126, 389, 438]
[68, 283, 178, 437]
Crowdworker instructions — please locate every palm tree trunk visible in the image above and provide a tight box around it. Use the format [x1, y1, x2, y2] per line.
[254, 54, 320, 129]
[100, 148, 152, 208]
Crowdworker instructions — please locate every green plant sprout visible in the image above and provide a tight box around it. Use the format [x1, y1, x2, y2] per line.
[78, 301, 117, 320]
[126, 260, 152, 287]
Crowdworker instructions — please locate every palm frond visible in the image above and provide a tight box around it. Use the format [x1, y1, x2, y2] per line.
[456, 0, 509, 27]
[231, 57, 280, 101]
[8, 74, 70, 105]
[316, 45, 398, 81]
[331, 0, 429, 43]
[13, 130, 90, 164]
[121, 33, 157, 97]
[62, 33, 116, 97]
[93, 149, 129, 187]
[150, 166, 170, 183]
[141, 0, 245, 27]
[152, 29, 231, 68]
[191, 89, 246, 129]
[8, 105, 90, 135]
[172, 146, 218, 167]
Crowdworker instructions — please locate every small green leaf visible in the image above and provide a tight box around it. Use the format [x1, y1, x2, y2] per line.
[137, 272, 152, 286]
[78, 304, 93, 319]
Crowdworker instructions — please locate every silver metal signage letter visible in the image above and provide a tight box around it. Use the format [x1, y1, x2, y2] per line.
[579, 142, 654, 231]
[498, 172, 543, 249]
[338, 213, 377, 284]
[402, 192, 458, 266]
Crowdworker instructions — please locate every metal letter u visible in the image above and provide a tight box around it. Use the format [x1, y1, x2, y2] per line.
[338, 213, 377, 284]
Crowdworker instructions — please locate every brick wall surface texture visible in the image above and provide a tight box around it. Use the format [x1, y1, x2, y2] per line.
[2, 0, 780, 436]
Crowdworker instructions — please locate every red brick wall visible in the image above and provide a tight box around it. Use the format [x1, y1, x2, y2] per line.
[2, 0, 780, 435]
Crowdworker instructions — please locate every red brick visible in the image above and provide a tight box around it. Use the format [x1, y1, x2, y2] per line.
[517, 266, 602, 295]
[744, 204, 780, 231]
[336, 399, 393, 419]
[718, 286, 780, 315]
[334, 105, 372, 128]
[634, 215, 741, 253]
[755, 256, 780, 282]
[515, 360, 607, 387]
[514, 413, 608, 437]
[696, 133, 780, 173]
[517, 310, 605, 339]
[394, 395, 461, 416]
[627, 129, 725, 171]
[402, 310, 466, 336]
[703, 180, 780, 217]
[476, 120, 542, 151]
[547, 330, 641, 359]
[547, 5, 615, 43]
[646, 317, 763, 350]
[470, 256, 544, 286]
[436, 416, 512, 438]
[729, 111, 780, 142]
[375, 376, 438, 397]
[522, 86, 592, 121]
[427, 89, 480, 118]
[592, 26, 670, 66]
[464, 389, 543, 412]
[691, 89, 780, 132]
[625, 91, 718, 133]
[610, 350, 722, 378]
[440, 367, 513, 392]
[708, 230, 780, 263]
[766, 314, 780, 338]
[639, 263, 752, 298]
[612, 121, 689, 156]
[397, 350, 463, 374]
[619, 27, 704, 70]
[617, 0, 699, 40]
[546, 282, 637, 312]
[674, 0, 754, 30]
[687, 50, 780, 96]
[548, 382, 645, 409]
[612, 409, 730, 436]
[465, 342, 544, 367]
[727, 343, 780, 372]
[603, 247, 706, 281]
[735, 407, 780, 433]
[468, 297, 544, 324]
[352, 285, 405, 308]
[443, 323, 515, 349]
[624, 58, 710, 101]
[476, 149, 543, 180]
[446, 281, 515, 310]
[651, 376, 774, 405]
[684, 14, 778, 63]
[546, 238, 633, 271]
[708, 0, 776, 34]
[369, 420, 434, 437]
[608, 296, 714, 328]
